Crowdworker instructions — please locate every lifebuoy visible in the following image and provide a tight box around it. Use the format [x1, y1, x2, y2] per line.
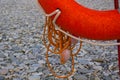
[37, 0, 120, 78]
[38, 0, 120, 40]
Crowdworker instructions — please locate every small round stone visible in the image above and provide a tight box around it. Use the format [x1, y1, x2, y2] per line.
[0, 76, 5, 80]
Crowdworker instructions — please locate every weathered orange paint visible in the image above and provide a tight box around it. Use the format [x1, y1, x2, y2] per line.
[38, 0, 120, 40]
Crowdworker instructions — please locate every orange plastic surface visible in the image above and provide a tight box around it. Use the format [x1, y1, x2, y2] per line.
[38, 0, 120, 40]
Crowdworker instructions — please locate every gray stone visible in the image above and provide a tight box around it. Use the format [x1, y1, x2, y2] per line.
[78, 59, 90, 65]
[32, 72, 43, 76]
[45, 76, 55, 80]
[28, 53, 36, 59]
[38, 60, 45, 65]
[103, 75, 112, 80]
[74, 74, 87, 80]
[6, 65, 15, 70]
[0, 69, 8, 75]
[93, 66, 103, 71]
[77, 69, 93, 74]
[13, 78, 22, 80]
[0, 76, 5, 80]
[0, 58, 4, 61]
[28, 75, 40, 80]
[31, 64, 40, 71]
[0, 53, 6, 58]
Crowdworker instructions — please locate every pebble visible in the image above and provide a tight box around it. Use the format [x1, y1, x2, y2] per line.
[28, 75, 40, 80]
[13, 78, 22, 80]
[38, 60, 45, 65]
[95, 76, 101, 80]
[31, 64, 40, 71]
[93, 66, 103, 71]
[103, 75, 112, 80]
[74, 74, 87, 80]
[0, 58, 4, 61]
[78, 59, 90, 65]
[28, 53, 36, 59]
[0, 76, 5, 80]
[77, 69, 93, 74]
[6, 65, 14, 70]
[0, 54, 6, 58]
[32, 72, 43, 76]
[0, 69, 8, 75]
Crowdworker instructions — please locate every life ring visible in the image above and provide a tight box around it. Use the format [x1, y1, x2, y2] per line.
[38, 0, 120, 40]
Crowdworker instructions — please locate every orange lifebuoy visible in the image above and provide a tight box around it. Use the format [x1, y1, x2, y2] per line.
[38, 0, 120, 40]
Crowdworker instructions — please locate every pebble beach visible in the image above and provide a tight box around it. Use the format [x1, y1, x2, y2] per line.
[0, 0, 120, 80]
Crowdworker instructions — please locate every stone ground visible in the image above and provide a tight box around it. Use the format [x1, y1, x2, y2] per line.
[0, 0, 120, 80]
